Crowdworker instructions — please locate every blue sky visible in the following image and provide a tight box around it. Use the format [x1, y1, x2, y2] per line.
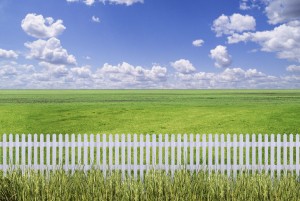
[0, 0, 299, 89]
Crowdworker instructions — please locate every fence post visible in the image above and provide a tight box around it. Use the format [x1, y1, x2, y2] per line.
[159, 134, 163, 171]
[40, 134, 44, 174]
[115, 134, 119, 173]
[65, 134, 69, 172]
[103, 134, 107, 179]
[90, 134, 94, 169]
[9, 134, 13, 168]
[289, 134, 293, 174]
[146, 134, 150, 174]
[215, 134, 219, 173]
[245, 134, 250, 174]
[59, 134, 63, 169]
[220, 134, 225, 174]
[270, 134, 275, 178]
[171, 134, 175, 178]
[296, 134, 299, 176]
[71, 134, 75, 174]
[226, 134, 231, 177]
[134, 134, 138, 179]
[109, 134, 113, 173]
[283, 134, 287, 176]
[164, 134, 169, 175]
[34, 134, 38, 171]
[264, 134, 269, 175]
[121, 134, 126, 180]
[189, 134, 194, 173]
[52, 134, 56, 171]
[152, 134, 156, 170]
[83, 134, 88, 173]
[22, 134, 26, 175]
[177, 134, 181, 169]
[202, 134, 206, 172]
[208, 134, 212, 174]
[277, 134, 281, 179]
[127, 134, 131, 177]
[258, 134, 262, 173]
[140, 134, 144, 180]
[196, 134, 200, 173]
[233, 134, 237, 179]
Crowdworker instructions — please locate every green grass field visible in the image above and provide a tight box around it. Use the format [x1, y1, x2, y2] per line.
[0, 90, 299, 135]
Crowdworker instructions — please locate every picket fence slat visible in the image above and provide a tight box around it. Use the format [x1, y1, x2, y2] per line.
[1, 134, 300, 179]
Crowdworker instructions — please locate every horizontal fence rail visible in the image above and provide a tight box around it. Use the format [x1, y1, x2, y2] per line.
[0, 134, 299, 179]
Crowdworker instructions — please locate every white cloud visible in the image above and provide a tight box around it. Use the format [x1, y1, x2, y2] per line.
[97, 62, 167, 87]
[71, 66, 92, 78]
[21, 13, 65, 39]
[192, 39, 204, 47]
[171, 59, 196, 74]
[228, 21, 300, 62]
[239, 0, 261, 10]
[24, 37, 77, 65]
[39, 61, 69, 78]
[287, 65, 300, 73]
[210, 45, 232, 68]
[212, 13, 256, 37]
[265, 0, 300, 24]
[67, 0, 143, 6]
[0, 64, 17, 77]
[0, 48, 18, 59]
[174, 67, 284, 89]
[66, 0, 95, 6]
[92, 16, 100, 23]
[100, 0, 143, 6]
[240, 0, 251, 10]
[84, 0, 95, 5]
[0, 60, 298, 89]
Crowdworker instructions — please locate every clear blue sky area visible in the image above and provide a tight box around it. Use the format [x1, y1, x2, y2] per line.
[0, 0, 299, 89]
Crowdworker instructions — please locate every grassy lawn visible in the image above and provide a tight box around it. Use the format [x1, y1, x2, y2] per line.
[0, 89, 299, 135]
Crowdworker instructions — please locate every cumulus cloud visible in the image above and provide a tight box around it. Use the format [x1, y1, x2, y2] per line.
[171, 59, 196, 74]
[0, 60, 299, 89]
[228, 21, 300, 62]
[21, 13, 65, 39]
[265, 0, 300, 24]
[71, 66, 92, 78]
[24, 37, 77, 65]
[0, 48, 18, 59]
[192, 39, 204, 47]
[210, 45, 232, 68]
[98, 62, 167, 84]
[92, 16, 100, 23]
[212, 13, 256, 37]
[39, 61, 69, 78]
[174, 67, 283, 89]
[287, 65, 300, 73]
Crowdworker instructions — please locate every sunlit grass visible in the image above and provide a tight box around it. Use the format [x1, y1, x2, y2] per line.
[0, 169, 299, 200]
[0, 89, 299, 135]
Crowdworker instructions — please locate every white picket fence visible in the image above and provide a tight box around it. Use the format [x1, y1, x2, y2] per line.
[0, 134, 299, 179]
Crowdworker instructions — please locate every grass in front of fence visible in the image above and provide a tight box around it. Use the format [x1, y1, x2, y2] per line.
[0, 89, 299, 135]
[0, 169, 299, 200]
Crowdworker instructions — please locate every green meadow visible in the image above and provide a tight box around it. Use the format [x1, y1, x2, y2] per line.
[0, 90, 299, 135]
